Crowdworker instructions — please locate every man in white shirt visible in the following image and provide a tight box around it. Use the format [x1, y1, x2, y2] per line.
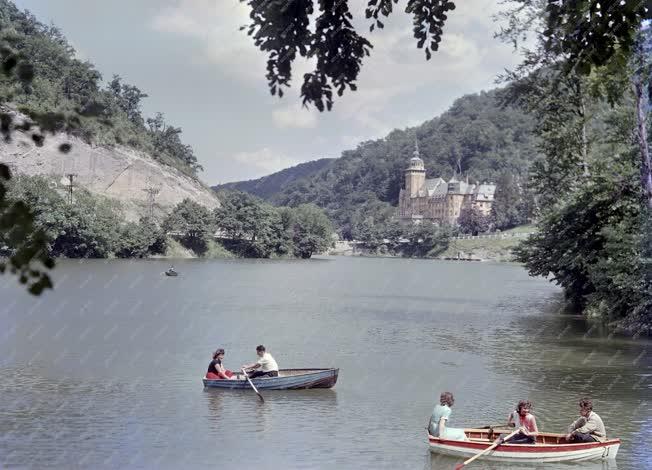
[242, 345, 279, 378]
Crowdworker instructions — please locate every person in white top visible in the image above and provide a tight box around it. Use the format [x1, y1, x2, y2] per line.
[242, 345, 279, 378]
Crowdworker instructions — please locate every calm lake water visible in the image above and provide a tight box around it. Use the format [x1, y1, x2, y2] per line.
[0, 257, 650, 469]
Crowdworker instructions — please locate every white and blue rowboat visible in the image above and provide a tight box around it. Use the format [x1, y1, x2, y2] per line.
[203, 368, 339, 390]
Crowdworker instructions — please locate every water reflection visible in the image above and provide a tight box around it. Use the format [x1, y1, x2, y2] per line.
[426, 451, 621, 470]
[203, 388, 338, 437]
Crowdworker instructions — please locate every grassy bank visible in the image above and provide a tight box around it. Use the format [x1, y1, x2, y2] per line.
[436, 225, 536, 261]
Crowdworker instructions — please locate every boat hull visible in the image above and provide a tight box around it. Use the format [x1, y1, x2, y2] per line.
[428, 430, 620, 463]
[202, 368, 338, 390]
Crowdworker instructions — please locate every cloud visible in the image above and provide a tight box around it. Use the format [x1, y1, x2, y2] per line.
[272, 104, 319, 129]
[154, 0, 525, 177]
[150, 0, 266, 81]
[232, 148, 302, 178]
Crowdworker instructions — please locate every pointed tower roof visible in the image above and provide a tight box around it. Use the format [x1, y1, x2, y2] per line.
[410, 135, 423, 163]
[408, 134, 424, 170]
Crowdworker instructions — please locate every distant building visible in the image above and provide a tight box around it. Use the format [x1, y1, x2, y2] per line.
[397, 142, 496, 225]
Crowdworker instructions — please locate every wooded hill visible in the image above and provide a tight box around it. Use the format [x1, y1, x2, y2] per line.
[0, 0, 201, 176]
[214, 158, 334, 199]
[219, 90, 540, 234]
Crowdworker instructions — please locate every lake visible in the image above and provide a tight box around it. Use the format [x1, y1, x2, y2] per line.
[0, 257, 650, 469]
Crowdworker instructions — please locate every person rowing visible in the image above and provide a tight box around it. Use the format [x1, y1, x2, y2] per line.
[502, 400, 538, 444]
[241, 345, 279, 378]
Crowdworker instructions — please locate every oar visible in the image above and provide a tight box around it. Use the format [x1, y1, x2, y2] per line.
[241, 368, 264, 402]
[478, 423, 510, 429]
[453, 428, 520, 470]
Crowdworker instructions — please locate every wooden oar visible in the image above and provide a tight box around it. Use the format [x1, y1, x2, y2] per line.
[241, 368, 264, 402]
[478, 424, 510, 429]
[453, 428, 520, 470]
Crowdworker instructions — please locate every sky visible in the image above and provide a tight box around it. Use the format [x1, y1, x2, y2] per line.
[13, 0, 524, 185]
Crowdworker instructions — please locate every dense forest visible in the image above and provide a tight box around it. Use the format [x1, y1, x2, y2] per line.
[214, 158, 334, 199]
[0, 0, 201, 175]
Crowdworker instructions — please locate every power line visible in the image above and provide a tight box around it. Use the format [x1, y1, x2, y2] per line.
[64, 173, 77, 204]
[142, 185, 160, 219]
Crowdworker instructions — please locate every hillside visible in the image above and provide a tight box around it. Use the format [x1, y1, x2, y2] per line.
[214, 158, 334, 199]
[221, 90, 539, 234]
[0, 109, 220, 221]
[0, 0, 219, 218]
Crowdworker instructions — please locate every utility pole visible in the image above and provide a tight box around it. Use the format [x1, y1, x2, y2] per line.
[142, 185, 160, 219]
[577, 160, 590, 178]
[64, 173, 77, 204]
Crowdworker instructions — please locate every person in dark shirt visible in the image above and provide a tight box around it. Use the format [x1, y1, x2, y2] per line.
[206, 348, 235, 380]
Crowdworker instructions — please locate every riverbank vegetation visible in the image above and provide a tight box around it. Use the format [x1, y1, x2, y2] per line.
[0, 176, 333, 260]
[499, 1, 652, 334]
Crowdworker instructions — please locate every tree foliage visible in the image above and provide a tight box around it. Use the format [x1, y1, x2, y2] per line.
[241, 0, 650, 111]
[147, 112, 203, 173]
[0, 168, 53, 294]
[491, 172, 533, 230]
[163, 198, 214, 255]
[290, 203, 333, 258]
[457, 206, 490, 236]
[214, 190, 332, 259]
[514, 155, 647, 328]
[501, 1, 652, 332]
[3, 175, 168, 260]
[240, 0, 456, 110]
[401, 222, 453, 258]
[0, 0, 201, 176]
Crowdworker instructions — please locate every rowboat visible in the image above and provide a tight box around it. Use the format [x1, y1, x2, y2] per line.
[202, 368, 339, 390]
[428, 428, 620, 463]
[164, 270, 178, 277]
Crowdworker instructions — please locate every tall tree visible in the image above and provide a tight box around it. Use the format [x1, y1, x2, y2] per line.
[163, 198, 213, 254]
[491, 172, 529, 230]
[107, 75, 148, 126]
[457, 206, 490, 235]
[147, 112, 202, 172]
[291, 204, 333, 258]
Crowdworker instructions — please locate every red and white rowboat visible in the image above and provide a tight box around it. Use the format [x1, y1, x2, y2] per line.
[428, 429, 620, 463]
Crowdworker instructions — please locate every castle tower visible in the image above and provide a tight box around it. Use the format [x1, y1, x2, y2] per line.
[405, 138, 425, 197]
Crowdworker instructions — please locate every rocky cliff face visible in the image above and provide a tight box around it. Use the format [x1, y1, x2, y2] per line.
[0, 122, 220, 221]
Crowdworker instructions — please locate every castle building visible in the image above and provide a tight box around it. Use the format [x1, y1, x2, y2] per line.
[397, 143, 496, 225]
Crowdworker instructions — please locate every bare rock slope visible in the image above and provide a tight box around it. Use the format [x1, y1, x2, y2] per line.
[0, 128, 219, 221]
